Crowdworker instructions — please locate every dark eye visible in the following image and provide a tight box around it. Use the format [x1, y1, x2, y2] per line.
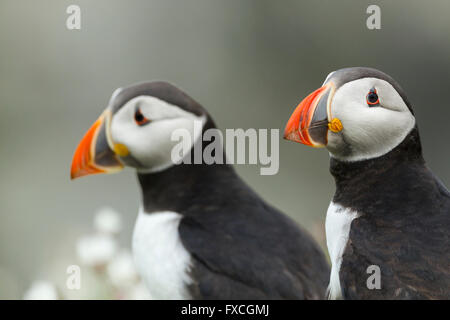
[366, 89, 379, 106]
[134, 108, 150, 125]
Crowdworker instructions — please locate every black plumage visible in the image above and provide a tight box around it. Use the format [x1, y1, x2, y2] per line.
[332, 128, 450, 299]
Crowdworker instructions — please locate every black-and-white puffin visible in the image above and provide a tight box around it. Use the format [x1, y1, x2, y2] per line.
[71, 81, 330, 299]
[284, 67, 450, 300]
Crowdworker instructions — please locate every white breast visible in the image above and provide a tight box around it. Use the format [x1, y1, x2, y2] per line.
[325, 202, 359, 300]
[132, 209, 193, 299]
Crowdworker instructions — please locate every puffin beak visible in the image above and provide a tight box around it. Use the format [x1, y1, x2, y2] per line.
[284, 82, 335, 147]
[70, 109, 125, 179]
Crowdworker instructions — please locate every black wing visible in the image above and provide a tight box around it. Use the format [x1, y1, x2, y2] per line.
[179, 198, 330, 300]
[340, 173, 450, 300]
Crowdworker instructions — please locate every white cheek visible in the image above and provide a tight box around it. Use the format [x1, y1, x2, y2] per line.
[109, 96, 206, 172]
[128, 119, 193, 168]
[111, 116, 205, 172]
[328, 78, 415, 161]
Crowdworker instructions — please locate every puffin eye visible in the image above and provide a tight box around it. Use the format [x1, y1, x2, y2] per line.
[134, 107, 150, 126]
[366, 89, 379, 106]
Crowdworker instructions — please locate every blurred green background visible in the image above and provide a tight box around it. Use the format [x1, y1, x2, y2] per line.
[1, 0, 449, 299]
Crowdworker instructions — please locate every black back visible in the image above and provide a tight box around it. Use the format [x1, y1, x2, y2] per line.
[331, 128, 450, 299]
[139, 161, 330, 299]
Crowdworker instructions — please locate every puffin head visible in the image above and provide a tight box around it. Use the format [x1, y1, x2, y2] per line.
[284, 67, 416, 162]
[70, 81, 207, 179]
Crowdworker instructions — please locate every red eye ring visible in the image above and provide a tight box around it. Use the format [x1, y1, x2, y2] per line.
[134, 108, 150, 125]
[366, 89, 379, 106]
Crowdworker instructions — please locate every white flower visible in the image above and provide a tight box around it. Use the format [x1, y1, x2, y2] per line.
[94, 207, 122, 235]
[23, 281, 59, 300]
[107, 250, 139, 288]
[76, 234, 117, 267]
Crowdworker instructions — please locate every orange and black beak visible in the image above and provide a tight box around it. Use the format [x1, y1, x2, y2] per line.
[284, 82, 337, 147]
[70, 109, 125, 179]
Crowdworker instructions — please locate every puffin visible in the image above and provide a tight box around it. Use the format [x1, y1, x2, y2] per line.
[284, 67, 450, 300]
[70, 81, 330, 299]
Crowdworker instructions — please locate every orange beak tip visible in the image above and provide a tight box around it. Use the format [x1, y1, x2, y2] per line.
[70, 111, 125, 181]
[70, 117, 105, 181]
[283, 131, 298, 143]
[70, 169, 84, 180]
[70, 166, 105, 180]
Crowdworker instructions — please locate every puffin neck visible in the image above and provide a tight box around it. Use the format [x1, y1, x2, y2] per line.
[137, 162, 236, 213]
[330, 127, 424, 207]
[137, 117, 236, 214]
